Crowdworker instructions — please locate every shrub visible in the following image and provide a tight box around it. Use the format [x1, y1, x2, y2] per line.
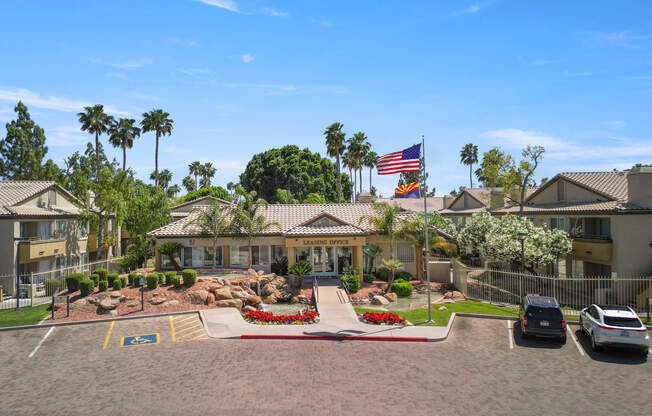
[271, 256, 289, 276]
[395, 271, 412, 281]
[128, 273, 138, 286]
[156, 272, 165, 285]
[340, 273, 361, 293]
[375, 267, 390, 281]
[107, 273, 118, 286]
[360, 311, 406, 325]
[146, 274, 159, 289]
[391, 280, 414, 297]
[133, 274, 144, 287]
[98, 280, 108, 292]
[164, 271, 177, 285]
[119, 277, 127, 288]
[363, 274, 375, 284]
[112, 278, 123, 290]
[94, 268, 108, 281]
[65, 273, 83, 292]
[44, 279, 59, 296]
[182, 269, 197, 287]
[170, 275, 182, 288]
[89, 273, 100, 286]
[79, 279, 94, 296]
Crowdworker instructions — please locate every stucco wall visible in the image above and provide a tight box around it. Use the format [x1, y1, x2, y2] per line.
[0, 219, 16, 276]
[530, 179, 608, 204]
[611, 214, 652, 277]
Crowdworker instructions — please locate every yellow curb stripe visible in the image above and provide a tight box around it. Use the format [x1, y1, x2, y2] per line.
[103, 321, 115, 350]
[173, 315, 197, 324]
[169, 315, 176, 342]
[175, 323, 202, 334]
[175, 319, 201, 329]
[177, 328, 205, 339]
[188, 334, 208, 341]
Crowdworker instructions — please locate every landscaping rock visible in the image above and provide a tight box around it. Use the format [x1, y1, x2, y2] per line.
[126, 300, 139, 307]
[246, 295, 262, 306]
[214, 287, 233, 300]
[438, 306, 448, 311]
[231, 290, 247, 300]
[291, 296, 299, 304]
[262, 295, 277, 304]
[184, 290, 209, 305]
[215, 299, 243, 309]
[384, 293, 398, 302]
[297, 295, 311, 304]
[443, 291, 466, 301]
[167, 300, 180, 307]
[261, 283, 280, 297]
[99, 296, 120, 311]
[277, 290, 293, 302]
[372, 295, 390, 306]
[149, 296, 167, 305]
[71, 299, 88, 309]
[86, 297, 98, 305]
[257, 270, 264, 276]
[247, 268, 257, 276]
[206, 293, 215, 305]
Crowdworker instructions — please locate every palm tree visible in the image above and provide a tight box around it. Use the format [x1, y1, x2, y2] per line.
[200, 162, 216, 187]
[141, 109, 173, 187]
[167, 184, 180, 199]
[182, 175, 196, 192]
[347, 132, 370, 195]
[399, 213, 446, 281]
[188, 161, 202, 189]
[77, 104, 114, 183]
[324, 123, 346, 202]
[108, 118, 140, 171]
[231, 188, 280, 269]
[358, 202, 403, 261]
[151, 169, 172, 190]
[363, 150, 378, 192]
[381, 258, 404, 293]
[460, 143, 479, 188]
[363, 243, 383, 274]
[342, 151, 355, 202]
[183, 201, 233, 269]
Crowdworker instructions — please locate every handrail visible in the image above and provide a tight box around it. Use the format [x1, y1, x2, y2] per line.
[339, 277, 351, 303]
[312, 276, 319, 304]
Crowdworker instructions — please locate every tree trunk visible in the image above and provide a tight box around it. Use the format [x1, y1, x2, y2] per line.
[213, 241, 218, 269]
[95, 131, 100, 184]
[469, 164, 473, 188]
[359, 165, 362, 194]
[348, 168, 353, 202]
[519, 174, 529, 217]
[386, 269, 395, 293]
[97, 213, 104, 261]
[122, 147, 127, 172]
[194, 174, 198, 190]
[336, 154, 341, 202]
[369, 167, 372, 192]
[353, 169, 357, 202]
[248, 240, 253, 269]
[155, 132, 160, 187]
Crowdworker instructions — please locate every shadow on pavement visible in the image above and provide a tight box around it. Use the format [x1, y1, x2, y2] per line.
[573, 328, 648, 365]
[513, 321, 563, 349]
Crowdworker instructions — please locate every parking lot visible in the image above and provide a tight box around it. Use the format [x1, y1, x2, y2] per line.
[0, 315, 650, 415]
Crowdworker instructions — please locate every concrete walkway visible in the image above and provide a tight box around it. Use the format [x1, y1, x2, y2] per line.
[200, 281, 451, 341]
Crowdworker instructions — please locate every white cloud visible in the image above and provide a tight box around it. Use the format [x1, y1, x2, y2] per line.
[225, 83, 348, 95]
[46, 125, 89, 147]
[194, 0, 239, 12]
[450, 4, 482, 17]
[0, 88, 129, 115]
[481, 128, 566, 151]
[261, 8, 289, 17]
[89, 58, 153, 69]
[241, 54, 254, 63]
[602, 120, 626, 129]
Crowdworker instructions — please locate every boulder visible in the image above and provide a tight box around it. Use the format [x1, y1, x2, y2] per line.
[149, 296, 167, 305]
[214, 287, 233, 300]
[270, 276, 287, 287]
[262, 283, 280, 297]
[229, 278, 244, 286]
[277, 290, 293, 302]
[297, 295, 311, 304]
[247, 268, 257, 276]
[262, 295, 277, 304]
[184, 290, 209, 305]
[241, 285, 255, 296]
[215, 299, 243, 309]
[108, 290, 122, 298]
[167, 300, 180, 307]
[384, 293, 398, 302]
[126, 300, 139, 308]
[71, 299, 88, 309]
[438, 306, 448, 311]
[99, 296, 120, 311]
[246, 295, 262, 306]
[206, 293, 215, 305]
[372, 295, 390, 306]
[291, 296, 299, 304]
[86, 297, 98, 305]
[231, 290, 247, 300]
[257, 270, 265, 276]
[243, 305, 257, 312]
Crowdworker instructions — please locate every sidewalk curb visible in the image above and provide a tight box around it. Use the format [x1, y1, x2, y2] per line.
[0, 309, 202, 332]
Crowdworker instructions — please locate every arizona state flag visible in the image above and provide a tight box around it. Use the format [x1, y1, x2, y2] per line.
[394, 181, 420, 199]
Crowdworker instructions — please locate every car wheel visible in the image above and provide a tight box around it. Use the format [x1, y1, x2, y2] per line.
[641, 349, 649, 358]
[590, 332, 601, 351]
[579, 316, 583, 331]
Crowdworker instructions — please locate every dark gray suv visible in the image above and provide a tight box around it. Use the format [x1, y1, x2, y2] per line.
[519, 295, 566, 343]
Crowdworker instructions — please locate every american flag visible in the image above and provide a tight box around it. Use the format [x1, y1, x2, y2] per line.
[376, 144, 421, 175]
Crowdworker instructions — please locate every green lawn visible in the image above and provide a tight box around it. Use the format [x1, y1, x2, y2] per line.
[0, 304, 51, 328]
[355, 300, 519, 326]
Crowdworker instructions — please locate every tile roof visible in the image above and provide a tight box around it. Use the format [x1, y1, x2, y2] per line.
[170, 196, 233, 212]
[377, 197, 445, 212]
[4, 206, 82, 217]
[0, 181, 82, 217]
[558, 171, 628, 200]
[494, 200, 651, 214]
[284, 224, 367, 237]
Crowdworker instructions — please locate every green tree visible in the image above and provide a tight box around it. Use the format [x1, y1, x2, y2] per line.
[108, 118, 140, 171]
[0, 102, 49, 179]
[231, 188, 280, 269]
[399, 212, 456, 280]
[123, 181, 171, 236]
[182, 175, 196, 192]
[200, 162, 216, 188]
[303, 193, 325, 204]
[363, 243, 382, 273]
[77, 104, 114, 184]
[324, 122, 347, 202]
[397, 156, 433, 196]
[347, 132, 370, 195]
[475, 147, 514, 187]
[151, 169, 172, 190]
[358, 203, 403, 261]
[167, 184, 180, 199]
[363, 150, 378, 193]
[460, 143, 479, 188]
[141, 109, 173, 187]
[178, 186, 231, 203]
[183, 201, 232, 269]
[276, 189, 298, 204]
[239, 145, 353, 203]
[380, 259, 403, 293]
[188, 161, 202, 189]
[504, 145, 545, 217]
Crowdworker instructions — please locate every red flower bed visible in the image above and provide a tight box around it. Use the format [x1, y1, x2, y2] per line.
[244, 309, 319, 325]
[360, 312, 406, 325]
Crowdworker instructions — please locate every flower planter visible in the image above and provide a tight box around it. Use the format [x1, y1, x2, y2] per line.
[243, 309, 319, 325]
[359, 311, 406, 326]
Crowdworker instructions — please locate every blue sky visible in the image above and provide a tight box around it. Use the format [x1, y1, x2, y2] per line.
[0, 0, 651, 197]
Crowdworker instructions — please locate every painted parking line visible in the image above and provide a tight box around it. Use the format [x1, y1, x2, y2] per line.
[507, 320, 514, 349]
[170, 314, 208, 343]
[28, 327, 54, 358]
[567, 326, 585, 357]
[103, 321, 115, 350]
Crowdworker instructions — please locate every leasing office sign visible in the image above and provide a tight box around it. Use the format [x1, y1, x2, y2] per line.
[285, 236, 366, 247]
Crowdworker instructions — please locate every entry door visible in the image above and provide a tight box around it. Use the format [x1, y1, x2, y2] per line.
[324, 247, 335, 274]
[311, 246, 338, 276]
[312, 247, 323, 273]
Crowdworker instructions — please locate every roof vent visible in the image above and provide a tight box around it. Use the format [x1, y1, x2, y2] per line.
[627, 166, 652, 208]
[357, 192, 374, 203]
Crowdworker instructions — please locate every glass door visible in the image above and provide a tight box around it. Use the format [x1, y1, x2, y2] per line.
[312, 246, 323, 273]
[325, 247, 335, 274]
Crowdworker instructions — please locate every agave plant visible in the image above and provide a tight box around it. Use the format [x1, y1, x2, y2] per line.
[288, 260, 313, 289]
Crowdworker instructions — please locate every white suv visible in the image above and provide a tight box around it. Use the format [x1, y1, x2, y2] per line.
[580, 304, 649, 357]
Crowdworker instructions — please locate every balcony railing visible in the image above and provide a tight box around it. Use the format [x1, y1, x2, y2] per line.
[570, 233, 612, 242]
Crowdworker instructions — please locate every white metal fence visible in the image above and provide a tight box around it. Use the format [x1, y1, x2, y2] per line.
[0, 257, 124, 310]
[452, 259, 652, 316]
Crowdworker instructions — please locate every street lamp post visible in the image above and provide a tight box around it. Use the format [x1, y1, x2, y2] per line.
[517, 232, 527, 300]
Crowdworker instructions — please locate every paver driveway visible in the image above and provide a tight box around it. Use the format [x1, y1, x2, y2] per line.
[0, 315, 649, 415]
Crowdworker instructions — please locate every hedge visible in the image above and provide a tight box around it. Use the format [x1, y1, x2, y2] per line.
[133, 274, 144, 287]
[107, 273, 118, 286]
[98, 280, 108, 292]
[395, 271, 413, 281]
[164, 271, 177, 285]
[94, 268, 108, 281]
[146, 274, 159, 289]
[119, 276, 127, 289]
[79, 279, 94, 296]
[182, 269, 197, 287]
[89, 273, 100, 286]
[128, 273, 138, 286]
[112, 278, 123, 290]
[340, 273, 361, 293]
[375, 268, 390, 281]
[363, 274, 375, 283]
[170, 275, 182, 288]
[391, 280, 414, 297]
[65, 273, 83, 292]
[45, 279, 59, 296]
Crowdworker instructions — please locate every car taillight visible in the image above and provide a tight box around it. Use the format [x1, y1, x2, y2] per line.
[561, 319, 566, 329]
[523, 317, 528, 327]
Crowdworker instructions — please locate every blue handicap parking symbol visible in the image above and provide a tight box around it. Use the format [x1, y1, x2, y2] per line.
[121, 333, 159, 347]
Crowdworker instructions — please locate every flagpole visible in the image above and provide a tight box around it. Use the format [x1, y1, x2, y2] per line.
[422, 135, 433, 323]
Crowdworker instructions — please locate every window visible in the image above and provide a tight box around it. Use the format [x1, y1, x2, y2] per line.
[230, 246, 250, 266]
[49, 189, 56, 206]
[295, 247, 310, 263]
[271, 245, 287, 261]
[397, 243, 415, 264]
[550, 217, 564, 231]
[53, 220, 67, 239]
[557, 180, 566, 201]
[569, 218, 583, 237]
[203, 246, 222, 266]
[603, 316, 641, 328]
[184, 247, 193, 267]
[38, 221, 51, 240]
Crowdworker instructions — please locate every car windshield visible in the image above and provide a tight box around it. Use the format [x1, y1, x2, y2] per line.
[603, 316, 642, 328]
[526, 306, 562, 321]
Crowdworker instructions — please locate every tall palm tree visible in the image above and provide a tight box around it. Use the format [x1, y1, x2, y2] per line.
[151, 169, 172, 190]
[77, 104, 114, 184]
[141, 109, 173, 187]
[183, 201, 233, 269]
[200, 162, 216, 187]
[358, 202, 403, 261]
[460, 143, 479, 188]
[324, 123, 346, 202]
[167, 184, 180, 199]
[108, 118, 140, 171]
[342, 150, 355, 202]
[363, 150, 378, 193]
[182, 175, 196, 192]
[188, 161, 202, 189]
[399, 213, 446, 281]
[347, 132, 370, 195]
